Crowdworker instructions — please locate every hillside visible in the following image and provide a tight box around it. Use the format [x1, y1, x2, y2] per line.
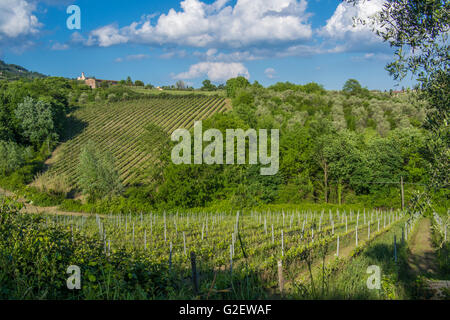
[0, 60, 46, 81]
[40, 95, 229, 189]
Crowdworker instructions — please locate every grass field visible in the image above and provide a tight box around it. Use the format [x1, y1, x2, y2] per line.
[42, 95, 229, 189]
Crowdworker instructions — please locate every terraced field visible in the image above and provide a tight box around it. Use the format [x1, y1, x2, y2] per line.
[46, 95, 229, 188]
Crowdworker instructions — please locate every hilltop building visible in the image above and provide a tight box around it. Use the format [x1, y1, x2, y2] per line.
[77, 72, 118, 89]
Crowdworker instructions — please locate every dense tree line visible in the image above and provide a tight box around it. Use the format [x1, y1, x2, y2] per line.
[148, 78, 432, 209]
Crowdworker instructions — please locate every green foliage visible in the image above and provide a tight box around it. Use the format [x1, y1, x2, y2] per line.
[0, 59, 45, 80]
[0, 203, 179, 299]
[0, 70, 438, 212]
[0, 140, 32, 175]
[78, 141, 123, 201]
[15, 97, 58, 148]
[269, 81, 326, 94]
[226, 76, 251, 98]
[0, 77, 70, 145]
[175, 80, 186, 90]
[342, 79, 370, 97]
[201, 79, 217, 91]
[348, 0, 449, 212]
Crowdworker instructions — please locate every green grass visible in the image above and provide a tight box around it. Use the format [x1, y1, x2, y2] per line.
[320, 215, 421, 299]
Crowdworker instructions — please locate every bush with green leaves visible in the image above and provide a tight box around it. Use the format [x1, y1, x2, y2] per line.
[0, 140, 32, 176]
[78, 141, 123, 201]
[14, 97, 59, 148]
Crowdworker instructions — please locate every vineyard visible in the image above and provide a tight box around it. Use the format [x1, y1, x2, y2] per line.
[45, 95, 229, 188]
[1, 198, 431, 300]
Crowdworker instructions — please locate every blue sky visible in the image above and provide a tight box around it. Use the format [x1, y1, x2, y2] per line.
[0, 0, 415, 90]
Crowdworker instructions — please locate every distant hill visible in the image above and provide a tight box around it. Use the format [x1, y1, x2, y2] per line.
[0, 60, 46, 81]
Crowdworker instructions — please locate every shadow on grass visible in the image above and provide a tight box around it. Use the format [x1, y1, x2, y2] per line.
[61, 114, 88, 143]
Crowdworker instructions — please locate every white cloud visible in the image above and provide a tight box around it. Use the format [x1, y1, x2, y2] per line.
[159, 50, 187, 59]
[51, 42, 69, 50]
[194, 49, 261, 62]
[351, 52, 393, 62]
[173, 61, 249, 82]
[87, 24, 128, 47]
[126, 54, 149, 60]
[264, 67, 277, 79]
[0, 0, 41, 41]
[86, 0, 312, 49]
[115, 54, 150, 62]
[319, 0, 386, 51]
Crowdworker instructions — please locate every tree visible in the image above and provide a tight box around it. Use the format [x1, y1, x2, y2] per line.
[134, 80, 145, 87]
[331, 103, 347, 131]
[0, 140, 30, 175]
[126, 76, 133, 86]
[342, 79, 362, 95]
[348, 0, 449, 211]
[15, 97, 58, 148]
[201, 79, 216, 91]
[78, 141, 123, 200]
[252, 80, 264, 89]
[226, 76, 250, 98]
[326, 131, 363, 205]
[175, 80, 186, 90]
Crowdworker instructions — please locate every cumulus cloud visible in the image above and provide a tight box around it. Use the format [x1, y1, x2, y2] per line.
[87, 24, 128, 47]
[319, 0, 386, 52]
[0, 0, 41, 41]
[264, 67, 277, 79]
[173, 61, 250, 82]
[85, 0, 312, 49]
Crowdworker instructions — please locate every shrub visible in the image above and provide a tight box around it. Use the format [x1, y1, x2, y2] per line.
[78, 141, 123, 201]
[0, 140, 31, 175]
[78, 92, 89, 104]
[107, 93, 117, 102]
[32, 171, 71, 196]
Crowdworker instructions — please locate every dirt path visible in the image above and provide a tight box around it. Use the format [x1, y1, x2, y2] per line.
[408, 218, 449, 299]
[408, 218, 439, 276]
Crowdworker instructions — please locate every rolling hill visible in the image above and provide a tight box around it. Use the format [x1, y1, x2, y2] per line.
[0, 60, 46, 80]
[42, 95, 230, 189]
